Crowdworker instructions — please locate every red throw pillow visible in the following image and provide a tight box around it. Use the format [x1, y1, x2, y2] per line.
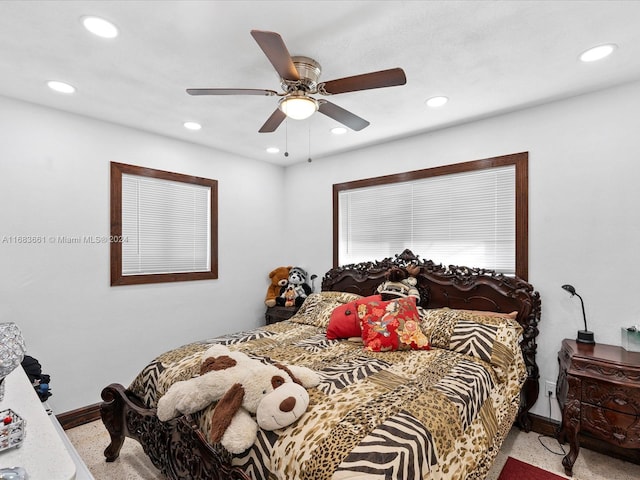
[326, 295, 382, 340]
[360, 297, 431, 352]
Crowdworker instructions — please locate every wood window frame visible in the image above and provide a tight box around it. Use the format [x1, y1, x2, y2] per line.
[332, 152, 529, 280]
[110, 162, 218, 286]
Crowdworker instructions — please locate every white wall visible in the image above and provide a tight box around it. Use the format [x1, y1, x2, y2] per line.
[285, 80, 640, 420]
[0, 96, 286, 413]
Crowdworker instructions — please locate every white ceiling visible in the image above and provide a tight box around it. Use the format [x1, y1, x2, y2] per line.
[2, 1, 640, 166]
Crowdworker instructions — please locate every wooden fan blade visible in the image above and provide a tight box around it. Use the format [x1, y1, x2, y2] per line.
[186, 88, 278, 96]
[318, 101, 370, 131]
[320, 68, 406, 95]
[250, 30, 300, 81]
[259, 109, 287, 133]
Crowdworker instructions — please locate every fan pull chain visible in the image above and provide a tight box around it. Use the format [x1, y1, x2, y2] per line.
[307, 122, 312, 163]
[284, 118, 289, 157]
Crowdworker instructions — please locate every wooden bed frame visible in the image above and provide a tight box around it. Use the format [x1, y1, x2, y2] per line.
[100, 249, 541, 480]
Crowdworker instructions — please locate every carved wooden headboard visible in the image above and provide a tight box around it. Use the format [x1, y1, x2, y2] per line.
[321, 249, 541, 430]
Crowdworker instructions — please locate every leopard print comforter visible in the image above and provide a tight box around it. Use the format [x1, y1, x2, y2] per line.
[130, 309, 526, 479]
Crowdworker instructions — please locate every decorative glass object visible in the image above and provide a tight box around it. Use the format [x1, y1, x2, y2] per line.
[0, 323, 26, 401]
[622, 326, 640, 352]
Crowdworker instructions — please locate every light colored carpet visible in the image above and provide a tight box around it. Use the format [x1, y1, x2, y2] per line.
[485, 428, 640, 480]
[66, 421, 640, 480]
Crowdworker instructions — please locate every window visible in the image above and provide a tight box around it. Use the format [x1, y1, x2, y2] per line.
[333, 152, 528, 279]
[110, 162, 218, 286]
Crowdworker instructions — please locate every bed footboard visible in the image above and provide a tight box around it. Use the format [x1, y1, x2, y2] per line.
[100, 383, 250, 480]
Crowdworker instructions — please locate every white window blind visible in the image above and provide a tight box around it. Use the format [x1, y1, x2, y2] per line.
[338, 165, 515, 273]
[121, 174, 211, 275]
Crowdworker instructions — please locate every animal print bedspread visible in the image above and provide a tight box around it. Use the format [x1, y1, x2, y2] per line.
[130, 311, 526, 479]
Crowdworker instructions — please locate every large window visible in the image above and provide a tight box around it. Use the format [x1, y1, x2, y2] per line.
[333, 152, 528, 279]
[110, 162, 218, 286]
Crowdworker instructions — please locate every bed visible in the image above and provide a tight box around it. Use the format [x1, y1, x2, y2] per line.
[100, 249, 541, 480]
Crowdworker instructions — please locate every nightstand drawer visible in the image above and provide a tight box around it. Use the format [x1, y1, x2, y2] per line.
[581, 404, 640, 448]
[583, 379, 640, 416]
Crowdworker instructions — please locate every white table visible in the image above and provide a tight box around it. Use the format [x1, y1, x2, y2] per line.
[0, 367, 76, 479]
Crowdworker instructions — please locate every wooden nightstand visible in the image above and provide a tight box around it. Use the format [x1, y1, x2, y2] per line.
[265, 306, 299, 325]
[557, 339, 640, 476]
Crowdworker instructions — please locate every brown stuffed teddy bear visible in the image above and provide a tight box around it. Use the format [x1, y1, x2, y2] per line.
[265, 266, 291, 307]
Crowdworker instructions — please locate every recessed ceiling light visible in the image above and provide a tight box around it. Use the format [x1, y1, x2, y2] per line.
[330, 127, 347, 135]
[183, 122, 202, 130]
[426, 96, 448, 108]
[266, 147, 280, 154]
[47, 81, 76, 94]
[81, 16, 119, 39]
[579, 44, 617, 62]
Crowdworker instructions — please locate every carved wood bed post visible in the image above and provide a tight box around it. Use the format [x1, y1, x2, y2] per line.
[101, 383, 251, 480]
[517, 288, 541, 431]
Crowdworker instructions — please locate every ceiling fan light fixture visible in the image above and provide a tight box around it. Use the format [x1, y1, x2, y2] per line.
[187, 30, 407, 134]
[279, 94, 318, 120]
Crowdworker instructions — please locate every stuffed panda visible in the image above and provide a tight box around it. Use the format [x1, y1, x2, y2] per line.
[276, 266, 312, 307]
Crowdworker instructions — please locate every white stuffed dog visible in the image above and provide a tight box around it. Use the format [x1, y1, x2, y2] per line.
[156, 344, 319, 454]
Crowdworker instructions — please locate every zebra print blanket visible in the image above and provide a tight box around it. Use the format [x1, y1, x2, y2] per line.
[130, 296, 526, 480]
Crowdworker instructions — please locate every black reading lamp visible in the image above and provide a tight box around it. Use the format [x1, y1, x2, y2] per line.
[562, 284, 595, 344]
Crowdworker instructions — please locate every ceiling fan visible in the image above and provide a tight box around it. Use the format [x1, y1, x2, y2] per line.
[186, 30, 407, 133]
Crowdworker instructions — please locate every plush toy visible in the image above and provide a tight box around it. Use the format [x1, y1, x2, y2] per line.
[265, 266, 292, 307]
[156, 345, 319, 454]
[277, 266, 312, 307]
[376, 266, 421, 302]
[282, 285, 297, 307]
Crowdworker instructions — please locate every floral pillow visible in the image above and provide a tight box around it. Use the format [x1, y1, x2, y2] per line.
[326, 294, 382, 340]
[359, 297, 431, 352]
